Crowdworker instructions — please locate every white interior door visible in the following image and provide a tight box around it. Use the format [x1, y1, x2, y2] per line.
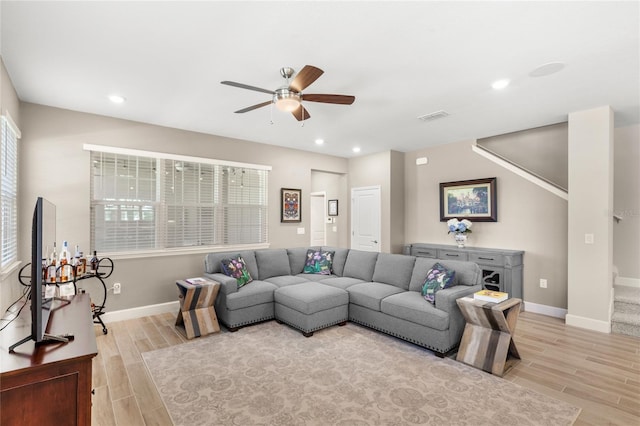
[351, 186, 381, 252]
[310, 192, 326, 246]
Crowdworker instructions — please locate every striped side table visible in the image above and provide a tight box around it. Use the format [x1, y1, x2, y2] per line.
[175, 279, 221, 339]
[455, 296, 522, 377]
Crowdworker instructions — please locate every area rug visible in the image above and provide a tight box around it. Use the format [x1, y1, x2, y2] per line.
[142, 321, 580, 426]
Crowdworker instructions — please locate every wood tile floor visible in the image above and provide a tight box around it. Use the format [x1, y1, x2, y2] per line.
[92, 311, 640, 425]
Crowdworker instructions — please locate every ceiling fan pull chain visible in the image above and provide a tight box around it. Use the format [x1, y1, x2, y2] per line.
[270, 102, 274, 125]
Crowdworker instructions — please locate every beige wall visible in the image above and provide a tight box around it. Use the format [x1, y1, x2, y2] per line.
[0, 57, 22, 314]
[404, 139, 569, 309]
[17, 103, 348, 311]
[613, 124, 640, 281]
[567, 106, 614, 331]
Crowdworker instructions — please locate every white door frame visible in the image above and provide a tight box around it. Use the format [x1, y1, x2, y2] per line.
[310, 191, 327, 246]
[350, 186, 381, 252]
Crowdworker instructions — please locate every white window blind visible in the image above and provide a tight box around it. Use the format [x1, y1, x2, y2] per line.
[1, 115, 19, 271]
[90, 148, 269, 254]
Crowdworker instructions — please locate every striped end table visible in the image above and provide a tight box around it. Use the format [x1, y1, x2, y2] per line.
[455, 296, 522, 377]
[175, 279, 221, 339]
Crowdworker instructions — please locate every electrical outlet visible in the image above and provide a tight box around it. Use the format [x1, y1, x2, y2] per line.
[585, 233, 594, 244]
[113, 282, 122, 294]
[539, 279, 548, 289]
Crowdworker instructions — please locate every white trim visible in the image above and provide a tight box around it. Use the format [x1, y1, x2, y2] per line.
[83, 143, 272, 171]
[523, 301, 567, 319]
[1, 113, 21, 138]
[565, 313, 611, 333]
[100, 243, 270, 260]
[616, 276, 640, 288]
[0, 261, 22, 281]
[101, 300, 179, 323]
[472, 142, 568, 200]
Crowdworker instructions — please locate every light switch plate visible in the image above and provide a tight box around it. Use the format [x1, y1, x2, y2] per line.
[584, 233, 594, 244]
[297, 227, 305, 235]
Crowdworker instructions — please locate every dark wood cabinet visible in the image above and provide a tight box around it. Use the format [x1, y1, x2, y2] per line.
[1, 294, 97, 425]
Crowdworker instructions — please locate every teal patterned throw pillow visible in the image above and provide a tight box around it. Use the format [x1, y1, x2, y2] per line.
[303, 249, 335, 275]
[221, 255, 253, 289]
[421, 262, 456, 305]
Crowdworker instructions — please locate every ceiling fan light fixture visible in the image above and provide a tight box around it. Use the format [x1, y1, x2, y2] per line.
[274, 88, 301, 112]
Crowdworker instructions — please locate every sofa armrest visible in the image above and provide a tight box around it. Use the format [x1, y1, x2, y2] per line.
[435, 284, 482, 314]
[204, 272, 238, 295]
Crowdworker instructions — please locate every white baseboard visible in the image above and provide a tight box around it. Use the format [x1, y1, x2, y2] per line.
[101, 301, 179, 323]
[565, 313, 611, 334]
[616, 276, 640, 288]
[523, 301, 567, 319]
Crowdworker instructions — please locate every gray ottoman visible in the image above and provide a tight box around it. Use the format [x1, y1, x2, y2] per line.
[274, 282, 349, 337]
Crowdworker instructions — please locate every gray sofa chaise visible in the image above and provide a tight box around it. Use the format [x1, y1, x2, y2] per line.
[203, 247, 482, 356]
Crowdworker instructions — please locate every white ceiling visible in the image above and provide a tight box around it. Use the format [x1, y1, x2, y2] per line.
[1, 1, 638, 158]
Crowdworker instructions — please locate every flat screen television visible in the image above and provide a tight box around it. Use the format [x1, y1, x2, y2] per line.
[9, 197, 71, 352]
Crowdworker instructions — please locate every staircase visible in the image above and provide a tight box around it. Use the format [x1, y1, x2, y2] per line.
[612, 285, 640, 338]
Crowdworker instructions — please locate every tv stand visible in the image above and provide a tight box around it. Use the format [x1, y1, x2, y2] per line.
[1, 294, 97, 425]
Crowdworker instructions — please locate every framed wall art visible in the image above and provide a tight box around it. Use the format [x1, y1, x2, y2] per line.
[281, 188, 302, 223]
[328, 199, 339, 216]
[439, 177, 497, 222]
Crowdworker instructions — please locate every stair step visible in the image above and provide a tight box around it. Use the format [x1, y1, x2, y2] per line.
[613, 285, 640, 304]
[613, 301, 640, 315]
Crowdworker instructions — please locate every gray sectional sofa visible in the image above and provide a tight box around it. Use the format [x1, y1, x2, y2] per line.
[203, 247, 482, 356]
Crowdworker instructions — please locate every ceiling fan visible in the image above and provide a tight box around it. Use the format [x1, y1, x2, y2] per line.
[221, 65, 355, 121]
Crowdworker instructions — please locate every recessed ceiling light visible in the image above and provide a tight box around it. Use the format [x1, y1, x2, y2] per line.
[315, 139, 324, 145]
[491, 79, 510, 90]
[352, 147, 361, 153]
[108, 94, 126, 104]
[529, 62, 565, 78]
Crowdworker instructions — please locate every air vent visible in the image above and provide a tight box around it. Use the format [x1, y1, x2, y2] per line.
[417, 110, 449, 122]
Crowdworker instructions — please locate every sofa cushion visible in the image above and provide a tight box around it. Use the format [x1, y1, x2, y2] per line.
[347, 282, 405, 312]
[220, 255, 254, 288]
[295, 273, 337, 282]
[372, 253, 416, 290]
[275, 282, 349, 315]
[226, 280, 278, 311]
[409, 257, 481, 292]
[303, 249, 335, 275]
[287, 247, 320, 275]
[205, 250, 259, 279]
[421, 262, 456, 304]
[317, 276, 365, 290]
[265, 275, 309, 287]
[343, 250, 379, 281]
[255, 249, 291, 280]
[381, 292, 449, 331]
[322, 247, 349, 276]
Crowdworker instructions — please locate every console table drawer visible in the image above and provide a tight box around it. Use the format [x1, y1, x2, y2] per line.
[469, 252, 504, 267]
[411, 247, 437, 258]
[438, 249, 468, 261]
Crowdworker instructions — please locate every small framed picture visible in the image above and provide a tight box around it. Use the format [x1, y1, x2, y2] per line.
[328, 199, 338, 216]
[281, 188, 302, 223]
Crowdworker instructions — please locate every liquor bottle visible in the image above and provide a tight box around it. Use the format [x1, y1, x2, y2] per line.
[48, 242, 58, 283]
[90, 250, 99, 275]
[59, 241, 70, 282]
[42, 258, 48, 283]
[79, 252, 87, 276]
[73, 245, 83, 276]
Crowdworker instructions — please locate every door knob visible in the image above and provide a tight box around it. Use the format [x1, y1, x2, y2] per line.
[372, 240, 378, 244]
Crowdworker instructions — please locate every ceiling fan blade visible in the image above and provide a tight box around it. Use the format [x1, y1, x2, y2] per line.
[302, 94, 355, 105]
[234, 101, 272, 113]
[289, 65, 324, 92]
[221, 81, 275, 95]
[291, 104, 310, 121]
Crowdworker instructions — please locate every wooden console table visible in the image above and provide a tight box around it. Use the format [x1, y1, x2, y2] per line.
[176, 279, 220, 339]
[0, 293, 98, 425]
[455, 296, 521, 377]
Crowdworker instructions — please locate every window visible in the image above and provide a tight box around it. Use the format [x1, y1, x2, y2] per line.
[88, 145, 270, 254]
[1, 115, 20, 272]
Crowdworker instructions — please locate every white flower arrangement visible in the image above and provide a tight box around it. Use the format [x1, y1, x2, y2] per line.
[447, 218, 472, 235]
